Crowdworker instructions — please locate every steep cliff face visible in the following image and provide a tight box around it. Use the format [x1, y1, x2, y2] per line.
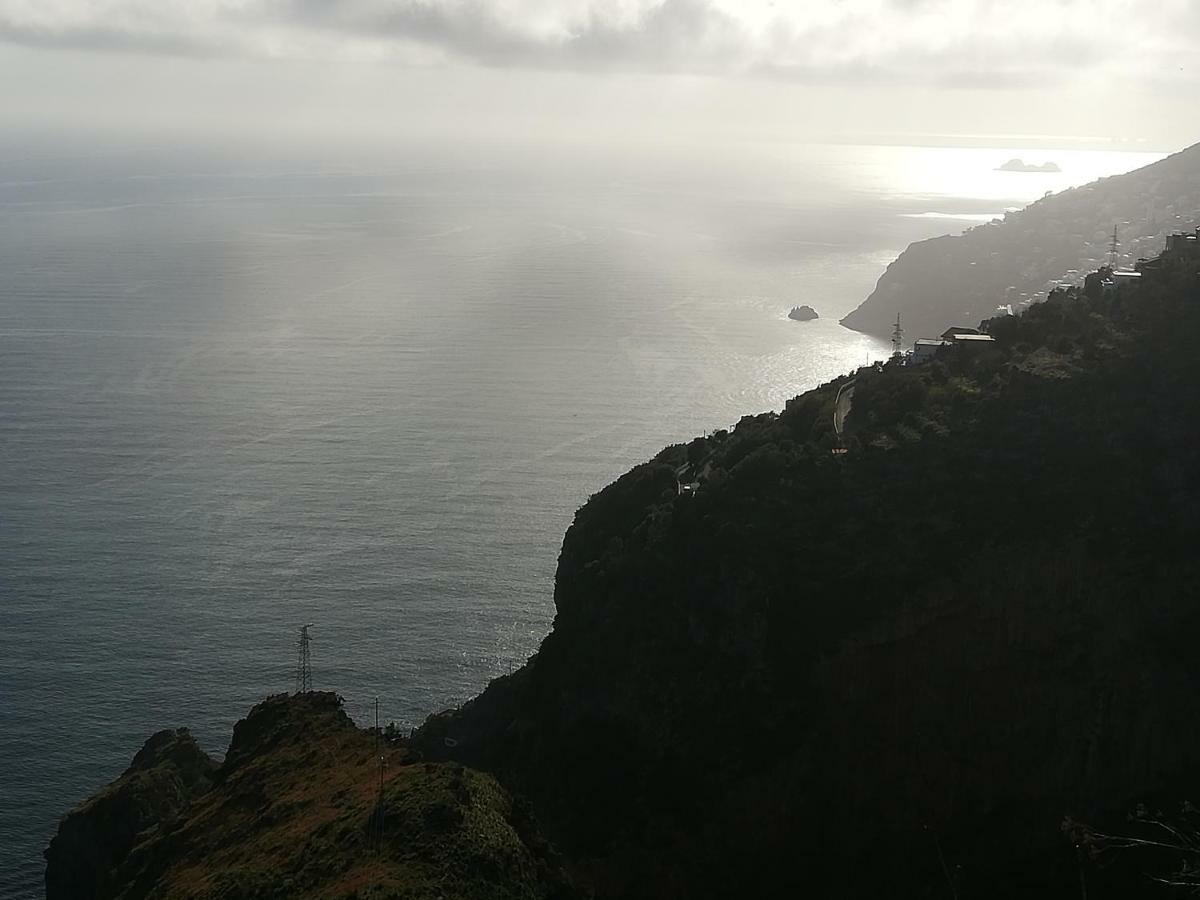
[418, 266, 1200, 897]
[44, 728, 216, 900]
[46, 693, 575, 900]
[840, 141, 1200, 341]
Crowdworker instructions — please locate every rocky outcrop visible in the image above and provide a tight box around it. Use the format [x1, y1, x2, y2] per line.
[47, 693, 575, 900]
[788, 304, 819, 321]
[44, 729, 216, 900]
[840, 141, 1200, 342]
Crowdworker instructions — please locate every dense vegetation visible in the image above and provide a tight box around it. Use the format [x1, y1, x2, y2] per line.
[422, 262, 1200, 897]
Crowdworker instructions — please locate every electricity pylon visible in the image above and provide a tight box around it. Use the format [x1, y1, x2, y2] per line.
[295, 624, 313, 694]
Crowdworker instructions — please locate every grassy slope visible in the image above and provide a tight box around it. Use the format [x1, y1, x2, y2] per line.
[108, 693, 573, 900]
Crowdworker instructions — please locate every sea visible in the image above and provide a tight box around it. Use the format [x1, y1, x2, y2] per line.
[0, 135, 1163, 897]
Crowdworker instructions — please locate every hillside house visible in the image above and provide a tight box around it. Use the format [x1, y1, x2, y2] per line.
[948, 333, 997, 348]
[1165, 227, 1200, 257]
[911, 339, 950, 363]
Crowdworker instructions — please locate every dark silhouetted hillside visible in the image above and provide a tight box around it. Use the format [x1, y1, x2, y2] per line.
[419, 262, 1200, 898]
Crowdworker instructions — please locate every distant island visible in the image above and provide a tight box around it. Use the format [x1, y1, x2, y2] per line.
[787, 305, 818, 321]
[996, 158, 1061, 173]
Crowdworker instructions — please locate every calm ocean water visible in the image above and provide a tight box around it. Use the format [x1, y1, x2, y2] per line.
[0, 137, 1161, 896]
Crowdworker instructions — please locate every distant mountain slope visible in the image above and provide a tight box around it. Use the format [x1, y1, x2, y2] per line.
[840, 141, 1200, 341]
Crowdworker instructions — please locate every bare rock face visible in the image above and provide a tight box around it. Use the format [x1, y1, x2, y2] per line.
[44, 729, 216, 900]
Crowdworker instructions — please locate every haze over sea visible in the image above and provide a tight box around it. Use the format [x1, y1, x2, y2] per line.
[0, 137, 1161, 897]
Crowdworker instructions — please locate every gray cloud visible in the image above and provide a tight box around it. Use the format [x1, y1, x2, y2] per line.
[269, 0, 751, 71]
[274, 0, 547, 63]
[0, 0, 1195, 91]
[0, 19, 221, 58]
[558, 0, 747, 70]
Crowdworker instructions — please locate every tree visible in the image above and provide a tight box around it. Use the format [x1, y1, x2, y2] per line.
[1066, 803, 1200, 894]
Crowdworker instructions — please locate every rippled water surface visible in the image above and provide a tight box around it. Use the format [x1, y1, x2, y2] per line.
[0, 138, 1161, 896]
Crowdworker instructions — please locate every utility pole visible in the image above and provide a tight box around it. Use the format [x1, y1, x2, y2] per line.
[376, 697, 384, 805]
[370, 697, 385, 853]
[294, 624, 313, 694]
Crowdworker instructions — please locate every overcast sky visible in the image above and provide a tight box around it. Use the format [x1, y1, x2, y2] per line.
[1, 0, 1196, 149]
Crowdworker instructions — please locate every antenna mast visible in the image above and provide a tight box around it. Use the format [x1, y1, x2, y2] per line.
[891, 314, 904, 358]
[1108, 224, 1120, 268]
[295, 624, 313, 694]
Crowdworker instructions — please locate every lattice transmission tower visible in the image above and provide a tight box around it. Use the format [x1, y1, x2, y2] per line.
[295, 624, 314, 694]
[891, 314, 904, 358]
[1108, 224, 1120, 269]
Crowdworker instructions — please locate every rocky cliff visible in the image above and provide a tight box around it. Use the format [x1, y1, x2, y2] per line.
[47, 692, 574, 900]
[840, 141, 1200, 342]
[45, 729, 216, 900]
[418, 262, 1200, 897]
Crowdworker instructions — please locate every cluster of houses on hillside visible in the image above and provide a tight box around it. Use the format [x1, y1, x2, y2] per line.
[1061, 224, 1199, 300]
[901, 225, 1199, 366]
[908, 327, 996, 364]
[1002, 224, 1200, 314]
[1082, 227, 1200, 296]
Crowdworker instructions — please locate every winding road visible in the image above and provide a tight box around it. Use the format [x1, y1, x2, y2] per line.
[833, 380, 855, 438]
